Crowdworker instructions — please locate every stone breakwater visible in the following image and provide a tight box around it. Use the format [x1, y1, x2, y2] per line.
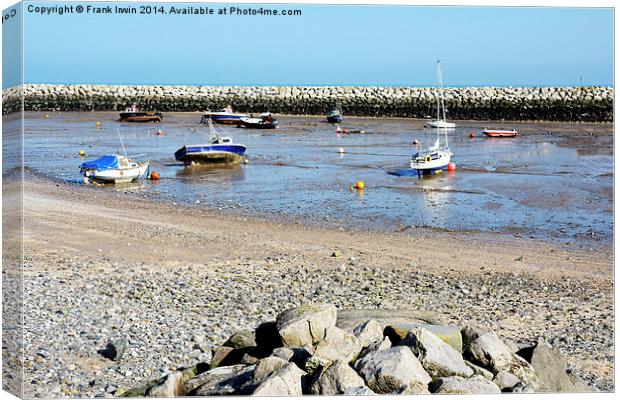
[2, 84, 614, 122]
[118, 304, 592, 396]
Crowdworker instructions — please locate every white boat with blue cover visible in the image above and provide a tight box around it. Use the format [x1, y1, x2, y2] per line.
[175, 119, 247, 165]
[80, 154, 149, 183]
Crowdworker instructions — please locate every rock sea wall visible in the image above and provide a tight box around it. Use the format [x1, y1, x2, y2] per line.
[2, 84, 614, 122]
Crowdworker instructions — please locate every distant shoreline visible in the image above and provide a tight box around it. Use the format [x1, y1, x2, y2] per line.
[3, 84, 614, 122]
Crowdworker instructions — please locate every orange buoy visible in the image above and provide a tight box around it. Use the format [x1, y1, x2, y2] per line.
[469, 132, 475, 139]
[150, 171, 160, 180]
[355, 181, 365, 190]
[447, 162, 456, 171]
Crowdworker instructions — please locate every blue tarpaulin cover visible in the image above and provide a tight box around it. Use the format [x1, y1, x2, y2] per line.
[80, 155, 119, 170]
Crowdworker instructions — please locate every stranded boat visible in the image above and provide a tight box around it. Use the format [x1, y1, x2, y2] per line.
[327, 108, 343, 123]
[410, 61, 453, 177]
[175, 119, 247, 165]
[425, 61, 455, 129]
[239, 113, 278, 129]
[119, 105, 163, 123]
[201, 105, 250, 125]
[80, 154, 149, 183]
[483, 128, 519, 138]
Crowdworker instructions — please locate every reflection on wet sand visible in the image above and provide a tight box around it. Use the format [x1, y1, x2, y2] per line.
[175, 163, 245, 182]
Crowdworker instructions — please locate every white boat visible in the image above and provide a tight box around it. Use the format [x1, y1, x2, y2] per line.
[201, 105, 250, 125]
[80, 154, 149, 183]
[411, 61, 453, 177]
[426, 120, 456, 129]
[425, 61, 455, 129]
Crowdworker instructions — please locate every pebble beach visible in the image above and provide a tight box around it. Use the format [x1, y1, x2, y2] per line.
[14, 174, 613, 397]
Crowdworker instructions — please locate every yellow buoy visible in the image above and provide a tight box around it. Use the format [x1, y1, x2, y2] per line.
[79, 149, 85, 157]
[338, 147, 345, 154]
[243, 158, 249, 164]
[44, 114, 50, 119]
[95, 121, 102, 127]
[355, 181, 365, 190]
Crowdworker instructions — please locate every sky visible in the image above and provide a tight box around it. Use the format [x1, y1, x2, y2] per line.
[2, 1, 615, 88]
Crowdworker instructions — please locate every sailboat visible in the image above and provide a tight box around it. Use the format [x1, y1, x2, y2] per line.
[425, 61, 456, 129]
[410, 61, 453, 177]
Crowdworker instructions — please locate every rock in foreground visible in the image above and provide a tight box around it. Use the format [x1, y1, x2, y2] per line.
[122, 303, 595, 396]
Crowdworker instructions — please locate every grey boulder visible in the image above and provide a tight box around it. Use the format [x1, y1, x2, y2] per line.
[468, 332, 543, 390]
[309, 360, 366, 395]
[403, 327, 473, 378]
[276, 304, 337, 347]
[351, 320, 384, 349]
[354, 346, 431, 394]
[250, 362, 306, 396]
[313, 326, 362, 363]
[431, 375, 502, 394]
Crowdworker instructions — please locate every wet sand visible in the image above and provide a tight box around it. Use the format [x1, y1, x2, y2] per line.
[19, 174, 614, 397]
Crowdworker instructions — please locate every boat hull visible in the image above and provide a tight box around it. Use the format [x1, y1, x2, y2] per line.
[119, 112, 162, 123]
[239, 117, 278, 129]
[175, 144, 247, 165]
[426, 120, 456, 129]
[201, 113, 250, 125]
[327, 115, 342, 123]
[410, 150, 452, 174]
[83, 163, 149, 183]
[483, 130, 518, 137]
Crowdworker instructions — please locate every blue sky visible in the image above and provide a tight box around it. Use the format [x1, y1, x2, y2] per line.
[4, 2, 615, 87]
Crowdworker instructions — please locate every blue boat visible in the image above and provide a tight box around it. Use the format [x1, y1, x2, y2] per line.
[200, 105, 249, 125]
[327, 108, 342, 123]
[175, 120, 247, 165]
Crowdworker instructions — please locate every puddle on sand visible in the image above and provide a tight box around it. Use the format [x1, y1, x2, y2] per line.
[24, 112, 613, 247]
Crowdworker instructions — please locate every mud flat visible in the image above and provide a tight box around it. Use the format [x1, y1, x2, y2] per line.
[14, 175, 613, 397]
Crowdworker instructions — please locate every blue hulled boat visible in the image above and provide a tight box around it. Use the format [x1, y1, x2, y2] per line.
[175, 120, 247, 165]
[200, 105, 249, 125]
[327, 108, 343, 123]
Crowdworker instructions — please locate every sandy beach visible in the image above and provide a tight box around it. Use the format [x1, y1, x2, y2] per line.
[18, 173, 613, 397]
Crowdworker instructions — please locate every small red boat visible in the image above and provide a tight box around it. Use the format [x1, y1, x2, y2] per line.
[483, 129, 518, 138]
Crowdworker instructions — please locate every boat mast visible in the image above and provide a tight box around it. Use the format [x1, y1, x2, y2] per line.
[437, 60, 449, 149]
[116, 129, 128, 158]
[435, 60, 441, 123]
